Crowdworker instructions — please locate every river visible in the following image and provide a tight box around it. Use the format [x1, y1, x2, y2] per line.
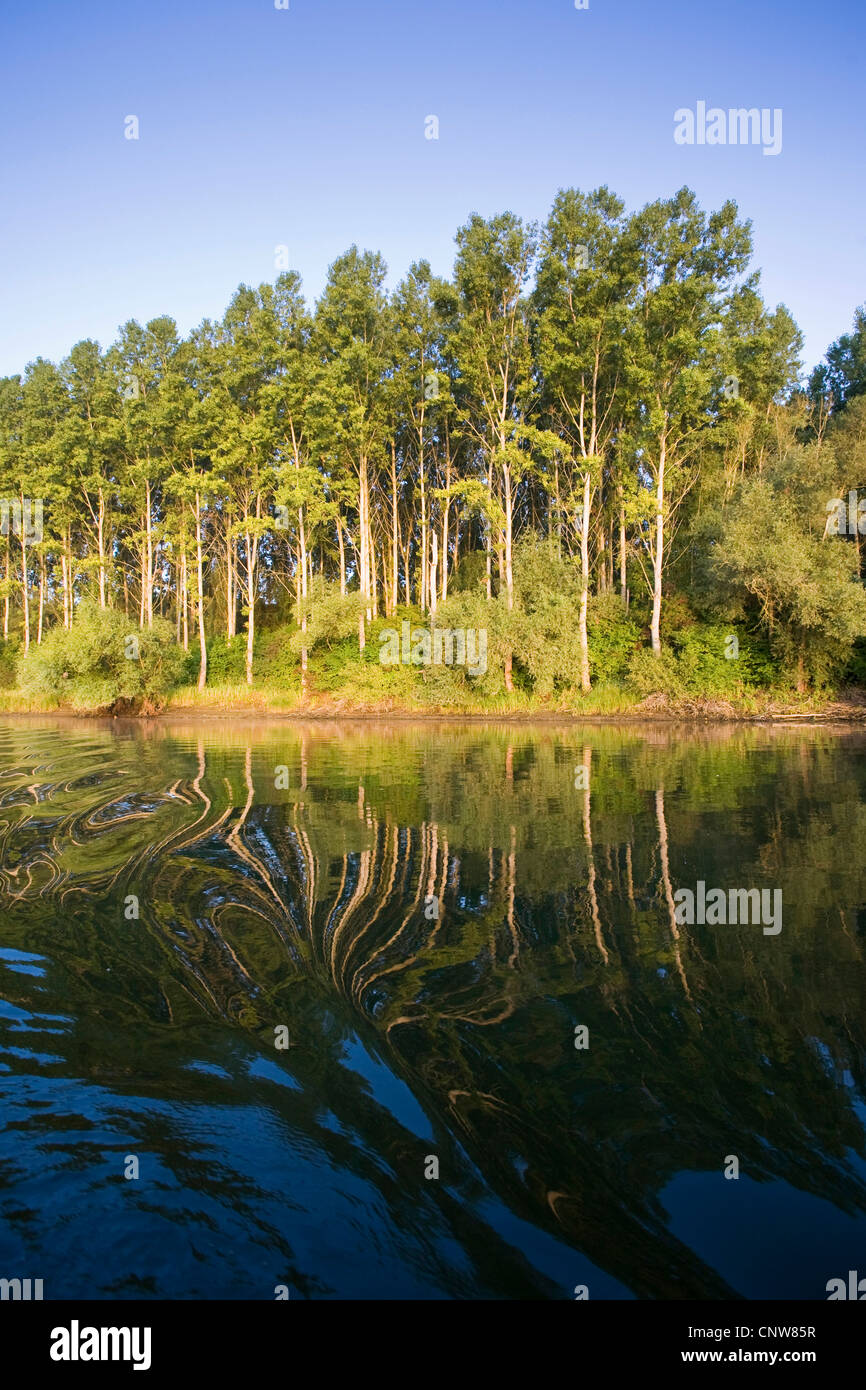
[1, 717, 864, 1299]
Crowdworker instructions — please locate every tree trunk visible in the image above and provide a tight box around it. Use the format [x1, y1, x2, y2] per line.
[20, 526, 29, 655]
[98, 486, 107, 609]
[3, 533, 9, 640]
[419, 424, 427, 612]
[618, 491, 627, 604]
[226, 510, 236, 639]
[139, 513, 147, 628]
[64, 529, 73, 628]
[359, 457, 371, 622]
[650, 438, 666, 654]
[441, 452, 451, 603]
[430, 530, 438, 620]
[37, 556, 45, 644]
[244, 512, 259, 687]
[145, 480, 153, 626]
[337, 518, 346, 597]
[195, 491, 207, 691]
[578, 470, 591, 693]
[390, 441, 399, 618]
[181, 546, 189, 650]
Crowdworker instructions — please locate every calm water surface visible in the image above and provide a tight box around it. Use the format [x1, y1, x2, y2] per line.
[1, 717, 865, 1300]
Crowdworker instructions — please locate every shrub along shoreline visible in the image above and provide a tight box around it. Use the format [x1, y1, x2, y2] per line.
[3, 572, 866, 722]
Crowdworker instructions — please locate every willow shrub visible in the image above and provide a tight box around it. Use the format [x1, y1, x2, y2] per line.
[588, 594, 640, 684]
[18, 604, 187, 712]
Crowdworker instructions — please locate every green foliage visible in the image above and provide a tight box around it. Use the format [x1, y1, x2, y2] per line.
[626, 646, 688, 699]
[711, 445, 866, 689]
[672, 624, 775, 695]
[0, 637, 22, 689]
[588, 594, 640, 684]
[626, 623, 778, 699]
[206, 635, 248, 683]
[256, 627, 301, 687]
[809, 305, 866, 412]
[291, 582, 365, 657]
[18, 604, 186, 711]
[3, 185, 866, 708]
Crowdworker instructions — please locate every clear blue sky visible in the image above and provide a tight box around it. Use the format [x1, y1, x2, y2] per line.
[1, 0, 863, 377]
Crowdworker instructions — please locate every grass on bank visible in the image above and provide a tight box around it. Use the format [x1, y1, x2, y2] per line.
[0, 675, 860, 720]
[4, 584, 866, 719]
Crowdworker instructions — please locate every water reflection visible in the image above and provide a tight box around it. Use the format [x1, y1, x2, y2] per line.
[0, 718, 864, 1299]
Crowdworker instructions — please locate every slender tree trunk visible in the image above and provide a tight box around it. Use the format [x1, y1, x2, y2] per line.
[608, 517, 614, 591]
[3, 533, 9, 639]
[419, 422, 427, 612]
[503, 460, 514, 611]
[650, 438, 666, 654]
[181, 546, 189, 650]
[245, 538, 255, 686]
[176, 554, 182, 643]
[441, 451, 451, 603]
[97, 486, 107, 608]
[298, 505, 309, 693]
[195, 491, 207, 691]
[359, 456, 371, 621]
[298, 504, 307, 602]
[500, 450, 514, 693]
[244, 499, 260, 686]
[430, 530, 438, 620]
[226, 509, 236, 639]
[19, 529, 29, 655]
[64, 529, 73, 628]
[400, 529, 411, 605]
[337, 518, 346, 597]
[485, 528, 492, 601]
[618, 489, 627, 604]
[390, 441, 399, 618]
[371, 520, 379, 619]
[139, 514, 147, 628]
[145, 480, 153, 626]
[358, 459, 369, 651]
[37, 556, 45, 644]
[485, 460, 493, 601]
[578, 470, 591, 693]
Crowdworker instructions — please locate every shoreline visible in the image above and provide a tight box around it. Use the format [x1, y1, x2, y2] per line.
[3, 694, 866, 725]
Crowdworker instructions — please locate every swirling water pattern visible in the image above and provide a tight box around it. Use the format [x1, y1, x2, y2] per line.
[1, 717, 865, 1299]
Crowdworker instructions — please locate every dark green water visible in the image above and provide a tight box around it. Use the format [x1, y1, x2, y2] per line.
[1, 717, 865, 1300]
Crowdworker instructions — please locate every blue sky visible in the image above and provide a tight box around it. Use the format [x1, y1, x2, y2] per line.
[0, 0, 863, 377]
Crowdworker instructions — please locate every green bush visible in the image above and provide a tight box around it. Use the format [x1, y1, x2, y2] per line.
[257, 626, 302, 687]
[588, 594, 640, 684]
[206, 634, 248, 683]
[675, 625, 778, 695]
[672, 624, 758, 695]
[18, 604, 187, 712]
[843, 638, 866, 687]
[626, 646, 688, 699]
[626, 624, 779, 700]
[0, 637, 22, 689]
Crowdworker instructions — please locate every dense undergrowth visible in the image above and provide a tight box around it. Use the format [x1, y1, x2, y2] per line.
[3, 540, 865, 717]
